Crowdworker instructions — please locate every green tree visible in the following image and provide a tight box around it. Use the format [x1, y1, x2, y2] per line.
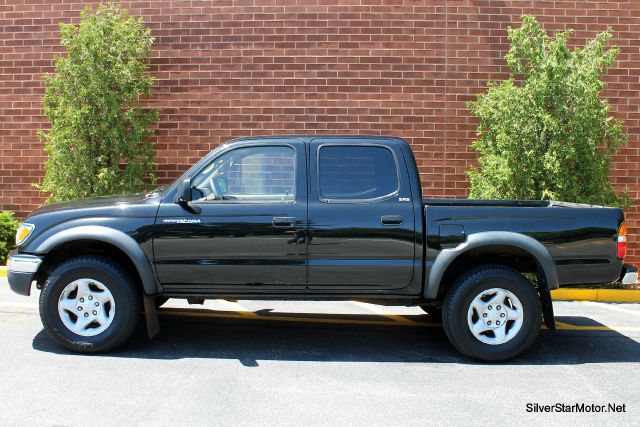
[38, 3, 158, 202]
[468, 16, 628, 206]
[0, 211, 19, 264]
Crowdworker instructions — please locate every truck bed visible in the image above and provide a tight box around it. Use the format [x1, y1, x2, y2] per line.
[423, 198, 606, 208]
[423, 199, 624, 286]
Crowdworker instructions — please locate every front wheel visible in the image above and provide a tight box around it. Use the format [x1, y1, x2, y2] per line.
[39, 256, 141, 353]
[442, 265, 542, 362]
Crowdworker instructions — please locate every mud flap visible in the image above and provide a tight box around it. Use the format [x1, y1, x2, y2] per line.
[539, 289, 556, 331]
[142, 293, 160, 339]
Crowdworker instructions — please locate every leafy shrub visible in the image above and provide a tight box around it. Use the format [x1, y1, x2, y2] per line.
[38, 3, 158, 203]
[0, 211, 19, 264]
[468, 16, 628, 206]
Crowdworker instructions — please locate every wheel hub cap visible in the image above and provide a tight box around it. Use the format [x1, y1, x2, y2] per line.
[481, 303, 507, 328]
[467, 287, 524, 345]
[58, 278, 115, 337]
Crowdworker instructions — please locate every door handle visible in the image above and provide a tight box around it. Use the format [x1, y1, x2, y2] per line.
[381, 215, 403, 226]
[272, 217, 297, 228]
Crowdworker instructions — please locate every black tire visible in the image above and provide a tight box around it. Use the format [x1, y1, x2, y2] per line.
[442, 265, 542, 362]
[419, 305, 442, 321]
[39, 256, 141, 354]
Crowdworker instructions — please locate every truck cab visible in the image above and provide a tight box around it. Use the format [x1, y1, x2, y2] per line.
[155, 136, 423, 296]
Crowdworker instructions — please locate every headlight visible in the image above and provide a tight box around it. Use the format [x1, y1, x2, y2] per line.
[15, 223, 35, 246]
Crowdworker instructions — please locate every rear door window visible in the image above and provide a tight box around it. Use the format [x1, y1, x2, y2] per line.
[318, 145, 399, 202]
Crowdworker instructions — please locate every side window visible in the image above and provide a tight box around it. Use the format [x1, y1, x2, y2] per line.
[192, 146, 295, 202]
[318, 145, 398, 201]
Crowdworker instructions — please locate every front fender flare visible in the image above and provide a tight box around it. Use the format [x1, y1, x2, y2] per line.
[425, 231, 559, 299]
[35, 226, 158, 295]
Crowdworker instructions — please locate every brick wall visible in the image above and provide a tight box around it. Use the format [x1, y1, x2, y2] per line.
[1, 0, 639, 265]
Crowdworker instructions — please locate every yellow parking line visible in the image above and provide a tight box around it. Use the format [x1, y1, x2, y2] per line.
[350, 301, 417, 325]
[554, 321, 609, 331]
[216, 299, 260, 318]
[554, 321, 640, 332]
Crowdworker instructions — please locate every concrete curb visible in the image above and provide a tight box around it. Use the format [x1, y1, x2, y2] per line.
[0, 265, 637, 301]
[551, 288, 640, 303]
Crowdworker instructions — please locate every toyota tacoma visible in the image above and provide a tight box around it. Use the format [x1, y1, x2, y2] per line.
[7, 136, 636, 361]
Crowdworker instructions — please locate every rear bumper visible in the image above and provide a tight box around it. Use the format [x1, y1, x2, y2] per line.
[619, 264, 638, 285]
[7, 254, 43, 296]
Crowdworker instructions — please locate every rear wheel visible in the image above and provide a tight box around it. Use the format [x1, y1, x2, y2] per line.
[39, 256, 140, 353]
[442, 265, 541, 362]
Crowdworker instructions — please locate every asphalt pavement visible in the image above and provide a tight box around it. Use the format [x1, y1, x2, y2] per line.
[0, 277, 638, 426]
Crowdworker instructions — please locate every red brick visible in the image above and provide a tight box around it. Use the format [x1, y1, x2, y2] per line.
[1, 0, 639, 266]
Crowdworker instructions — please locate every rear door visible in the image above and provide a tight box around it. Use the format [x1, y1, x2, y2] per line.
[307, 138, 416, 291]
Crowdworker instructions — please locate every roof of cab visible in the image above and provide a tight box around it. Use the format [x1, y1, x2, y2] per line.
[226, 134, 409, 146]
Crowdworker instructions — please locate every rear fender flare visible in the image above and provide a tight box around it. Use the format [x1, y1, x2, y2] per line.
[425, 231, 559, 299]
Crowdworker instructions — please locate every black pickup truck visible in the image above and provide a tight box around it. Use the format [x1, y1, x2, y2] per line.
[7, 136, 635, 361]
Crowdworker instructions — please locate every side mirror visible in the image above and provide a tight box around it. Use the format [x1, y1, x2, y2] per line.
[174, 177, 201, 214]
[175, 177, 192, 205]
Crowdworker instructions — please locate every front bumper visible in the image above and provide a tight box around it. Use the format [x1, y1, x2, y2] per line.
[7, 254, 43, 296]
[619, 264, 638, 285]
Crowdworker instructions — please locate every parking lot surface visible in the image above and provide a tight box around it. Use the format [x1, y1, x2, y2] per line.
[0, 278, 638, 426]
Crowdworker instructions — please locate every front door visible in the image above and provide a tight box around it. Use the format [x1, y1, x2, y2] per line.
[153, 142, 307, 293]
